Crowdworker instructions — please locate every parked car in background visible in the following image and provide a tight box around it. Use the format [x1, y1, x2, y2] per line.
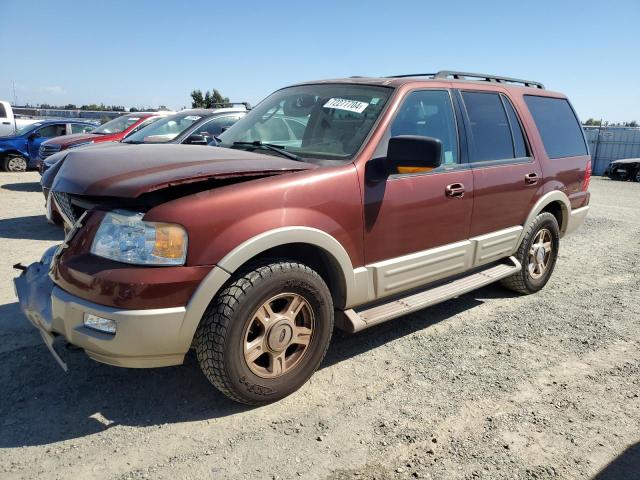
[0, 100, 41, 136]
[604, 158, 640, 182]
[36, 112, 171, 174]
[40, 105, 249, 200]
[16, 72, 591, 405]
[0, 120, 95, 171]
[40, 105, 248, 224]
[120, 104, 250, 145]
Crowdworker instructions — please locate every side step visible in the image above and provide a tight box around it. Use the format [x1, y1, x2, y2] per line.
[342, 256, 521, 333]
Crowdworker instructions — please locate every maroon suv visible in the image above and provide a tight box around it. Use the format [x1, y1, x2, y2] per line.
[15, 71, 590, 405]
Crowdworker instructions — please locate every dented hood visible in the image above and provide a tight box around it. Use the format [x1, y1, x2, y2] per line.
[51, 143, 315, 197]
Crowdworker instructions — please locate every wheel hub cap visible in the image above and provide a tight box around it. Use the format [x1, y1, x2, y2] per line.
[243, 292, 314, 378]
[267, 320, 294, 351]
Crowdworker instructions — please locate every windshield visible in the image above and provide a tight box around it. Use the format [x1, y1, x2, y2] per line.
[218, 84, 392, 161]
[93, 115, 143, 135]
[15, 123, 42, 136]
[123, 113, 204, 143]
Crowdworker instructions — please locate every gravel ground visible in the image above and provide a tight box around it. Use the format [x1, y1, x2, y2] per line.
[0, 172, 638, 480]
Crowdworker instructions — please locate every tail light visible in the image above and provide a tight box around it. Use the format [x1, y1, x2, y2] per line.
[582, 160, 591, 191]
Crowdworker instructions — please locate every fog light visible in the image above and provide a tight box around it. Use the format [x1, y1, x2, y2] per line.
[83, 313, 117, 334]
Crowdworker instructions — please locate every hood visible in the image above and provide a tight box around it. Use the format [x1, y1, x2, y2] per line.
[51, 143, 316, 198]
[610, 158, 640, 166]
[44, 133, 112, 147]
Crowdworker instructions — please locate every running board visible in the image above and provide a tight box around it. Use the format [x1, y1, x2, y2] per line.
[341, 256, 521, 333]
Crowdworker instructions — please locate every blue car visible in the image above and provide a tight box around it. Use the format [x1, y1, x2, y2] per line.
[0, 120, 95, 172]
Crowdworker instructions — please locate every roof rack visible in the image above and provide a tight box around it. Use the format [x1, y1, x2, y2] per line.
[387, 71, 545, 89]
[210, 102, 252, 110]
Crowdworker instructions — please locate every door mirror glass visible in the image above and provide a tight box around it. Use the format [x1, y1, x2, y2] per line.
[387, 135, 442, 174]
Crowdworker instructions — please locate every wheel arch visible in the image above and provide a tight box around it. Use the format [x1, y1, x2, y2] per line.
[518, 191, 571, 247]
[177, 227, 366, 353]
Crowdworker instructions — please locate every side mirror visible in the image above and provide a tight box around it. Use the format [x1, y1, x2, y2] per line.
[185, 133, 209, 145]
[387, 135, 442, 175]
[28, 132, 41, 140]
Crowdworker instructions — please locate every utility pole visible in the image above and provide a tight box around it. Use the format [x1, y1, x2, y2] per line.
[12, 80, 17, 106]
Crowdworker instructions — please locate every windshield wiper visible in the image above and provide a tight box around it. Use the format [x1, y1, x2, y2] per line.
[233, 141, 304, 162]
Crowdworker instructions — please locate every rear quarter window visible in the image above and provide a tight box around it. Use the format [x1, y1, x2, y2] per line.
[524, 95, 587, 159]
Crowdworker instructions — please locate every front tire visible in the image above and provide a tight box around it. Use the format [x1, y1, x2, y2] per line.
[501, 212, 560, 294]
[195, 260, 334, 405]
[3, 154, 27, 172]
[634, 168, 640, 182]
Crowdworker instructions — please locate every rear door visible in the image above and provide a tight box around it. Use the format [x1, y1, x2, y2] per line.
[457, 90, 542, 237]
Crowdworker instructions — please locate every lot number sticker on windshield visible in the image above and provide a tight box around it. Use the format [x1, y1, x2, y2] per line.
[323, 98, 369, 114]
[184, 115, 202, 121]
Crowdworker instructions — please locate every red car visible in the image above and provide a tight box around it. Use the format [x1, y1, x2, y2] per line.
[36, 112, 170, 173]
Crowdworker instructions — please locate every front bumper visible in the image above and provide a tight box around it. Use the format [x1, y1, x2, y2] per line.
[14, 246, 188, 369]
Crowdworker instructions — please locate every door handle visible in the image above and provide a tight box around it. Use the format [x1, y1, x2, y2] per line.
[1, 121, 10, 125]
[524, 173, 538, 185]
[445, 183, 465, 198]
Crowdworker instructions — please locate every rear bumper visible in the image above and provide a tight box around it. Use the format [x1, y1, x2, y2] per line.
[14, 246, 189, 369]
[565, 205, 589, 236]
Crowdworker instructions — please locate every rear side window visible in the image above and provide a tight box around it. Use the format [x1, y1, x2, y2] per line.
[461, 92, 514, 162]
[70, 123, 93, 134]
[524, 95, 587, 158]
[501, 96, 528, 158]
[0, 104, 6, 118]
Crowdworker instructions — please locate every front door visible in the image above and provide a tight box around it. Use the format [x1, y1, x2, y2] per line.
[28, 123, 67, 159]
[363, 89, 474, 298]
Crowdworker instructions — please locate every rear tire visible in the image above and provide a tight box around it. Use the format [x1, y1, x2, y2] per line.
[2, 154, 27, 172]
[634, 169, 640, 182]
[501, 212, 560, 294]
[195, 260, 333, 405]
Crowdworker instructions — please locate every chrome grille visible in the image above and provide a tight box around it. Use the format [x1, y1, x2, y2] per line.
[39, 143, 61, 160]
[52, 191, 76, 226]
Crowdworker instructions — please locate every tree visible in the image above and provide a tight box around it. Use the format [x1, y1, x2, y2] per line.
[583, 118, 602, 126]
[191, 89, 205, 108]
[190, 88, 230, 108]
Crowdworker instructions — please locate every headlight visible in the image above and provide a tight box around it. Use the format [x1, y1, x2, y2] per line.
[91, 210, 187, 265]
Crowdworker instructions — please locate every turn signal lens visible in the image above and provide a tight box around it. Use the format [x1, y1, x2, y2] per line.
[153, 224, 187, 259]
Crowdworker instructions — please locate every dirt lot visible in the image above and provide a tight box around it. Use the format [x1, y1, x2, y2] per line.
[0, 172, 638, 480]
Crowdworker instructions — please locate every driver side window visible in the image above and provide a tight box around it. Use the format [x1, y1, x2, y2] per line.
[385, 90, 459, 167]
[36, 123, 67, 138]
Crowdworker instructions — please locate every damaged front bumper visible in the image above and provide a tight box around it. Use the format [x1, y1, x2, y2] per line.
[14, 245, 189, 369]
[13, 246, 68, 370]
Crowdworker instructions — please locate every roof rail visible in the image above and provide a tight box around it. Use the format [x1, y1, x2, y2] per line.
[387, 71, 545, 89]
[211, 102, 252, 110]
[435, 71, 544, 89]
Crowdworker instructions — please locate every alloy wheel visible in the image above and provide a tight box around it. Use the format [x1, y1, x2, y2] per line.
[243, 293, 314, 378]
[527, 228, 553, 279]
[5, 155, 27, 172]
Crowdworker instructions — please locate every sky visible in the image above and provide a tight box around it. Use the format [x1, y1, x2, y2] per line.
[1, 0, 639, 122]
